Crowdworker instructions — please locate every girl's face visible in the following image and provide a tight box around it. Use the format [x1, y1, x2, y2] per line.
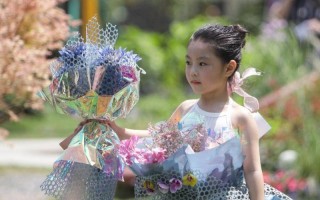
[185, 39, 228, 96]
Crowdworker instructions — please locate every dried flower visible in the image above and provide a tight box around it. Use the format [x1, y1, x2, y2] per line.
[149, 121, 207, 157]
[149, 121, 184, 157]
[183, 123, 207, 152]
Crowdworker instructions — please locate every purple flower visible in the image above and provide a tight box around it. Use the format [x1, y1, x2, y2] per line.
[169, 178, 182, 193]
[157, 182, 169, 194]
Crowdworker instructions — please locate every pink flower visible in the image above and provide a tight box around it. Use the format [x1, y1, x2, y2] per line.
[169, 178, 182, 193]
[287, 176, 299, 192]
[263, 172, 272, 184]
[275, 170, 285, 179]
[118, 136, 139, 165]
[141, 148, 166, 164]
[274, 182, 285, 192]
[263, 170, 307, 194]
[297, 179, 307, 191]
[121, 136, 139, 150]
[119, 136, 166, 165]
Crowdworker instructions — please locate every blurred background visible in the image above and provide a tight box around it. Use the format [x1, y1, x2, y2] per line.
[0, 0, 319, 199]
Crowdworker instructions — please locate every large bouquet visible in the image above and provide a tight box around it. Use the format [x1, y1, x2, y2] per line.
[39, 17, 144, 200]
[119, 121, 245, 200]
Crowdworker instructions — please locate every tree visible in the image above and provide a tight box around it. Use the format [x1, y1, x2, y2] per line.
[0, 0, 75, 124]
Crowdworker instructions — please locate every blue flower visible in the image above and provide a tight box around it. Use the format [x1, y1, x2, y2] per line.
[58, 42, 86, 63]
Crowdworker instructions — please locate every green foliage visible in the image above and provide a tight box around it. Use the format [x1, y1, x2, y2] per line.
[2, 103, 79, 138]
[117, 27, 165, 94]
[117, 16, 229, 95]
[294, 87, 320, 183]
[117, 91, 197, 130]
[242, 29, 309, 98]
[241, 26, 320, 186]
[297, 116, 320, 182]
[229, 0, 265, 34]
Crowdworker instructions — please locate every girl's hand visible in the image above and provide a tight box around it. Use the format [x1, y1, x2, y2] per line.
[60, 119, 143, 149]
[59, 119, 93, 150]
[101, 120, 146, 140]
[103, 120, 118, 130]
[103, 120, 128, 140]
[74, 119, 92, 134]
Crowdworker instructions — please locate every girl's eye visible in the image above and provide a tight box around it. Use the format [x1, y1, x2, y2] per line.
[186, 60, 191, 65]
[199, 62, 207, 66]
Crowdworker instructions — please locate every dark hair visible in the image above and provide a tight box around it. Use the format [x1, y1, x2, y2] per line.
[189, 24, 248, 80]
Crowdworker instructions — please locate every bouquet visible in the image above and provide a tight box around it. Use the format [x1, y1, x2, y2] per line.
[38, 17, 144, 200]
[119, 121, 245, 199]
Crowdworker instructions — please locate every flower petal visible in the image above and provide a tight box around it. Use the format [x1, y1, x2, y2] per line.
[157, 182, 169, 194]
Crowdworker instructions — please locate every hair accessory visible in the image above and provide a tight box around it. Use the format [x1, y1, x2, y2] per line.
[229, 68, 261, 112]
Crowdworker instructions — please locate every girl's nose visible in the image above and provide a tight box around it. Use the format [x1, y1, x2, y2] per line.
[191, 66, 197, 76]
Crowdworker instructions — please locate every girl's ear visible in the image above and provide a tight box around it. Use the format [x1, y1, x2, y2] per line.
[225, 60, 237, 78]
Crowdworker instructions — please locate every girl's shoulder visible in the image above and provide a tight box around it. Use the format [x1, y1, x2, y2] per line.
[179, 99, 198, 111]
[168, 99, 198, 123]
[229, 100, 255, 129]
[230, 98, 271, 138]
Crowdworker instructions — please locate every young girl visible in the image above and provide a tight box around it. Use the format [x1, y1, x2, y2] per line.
[66, 24, 292, 199]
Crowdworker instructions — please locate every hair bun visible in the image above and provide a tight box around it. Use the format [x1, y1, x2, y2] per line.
[232, 24, 248, 48]
[233, 25, 248, 34]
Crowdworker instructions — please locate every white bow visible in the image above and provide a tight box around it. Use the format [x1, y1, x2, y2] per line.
[230, 68, 261, 112]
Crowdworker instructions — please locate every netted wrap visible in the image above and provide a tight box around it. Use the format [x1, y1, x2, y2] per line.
[128, 137, 292, 200]
[134, 169, 292, 200]
[41, 161, 118, 200]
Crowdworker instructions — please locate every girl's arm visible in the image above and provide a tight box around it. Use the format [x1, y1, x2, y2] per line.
[107, 120, 149, 140]
[113, 100, 197, 139]
[60, 99, 196, 150]
[59, 120, 149, 150]
[235, 107, 264, 200]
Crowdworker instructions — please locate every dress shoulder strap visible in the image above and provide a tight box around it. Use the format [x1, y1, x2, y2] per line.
[169, 99, 197, 123]
[225, 98, 235, 131]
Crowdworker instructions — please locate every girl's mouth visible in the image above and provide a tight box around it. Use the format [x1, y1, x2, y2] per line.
[190, 80, 201, 85]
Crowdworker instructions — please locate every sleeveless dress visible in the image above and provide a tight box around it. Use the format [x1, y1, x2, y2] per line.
[134, 100, 292, 200]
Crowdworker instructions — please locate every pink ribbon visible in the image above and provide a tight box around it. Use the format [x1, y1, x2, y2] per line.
[229, 68, 261, 112]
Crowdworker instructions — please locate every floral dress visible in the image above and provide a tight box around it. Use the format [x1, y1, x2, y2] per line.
[134, 101, 292, 200]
